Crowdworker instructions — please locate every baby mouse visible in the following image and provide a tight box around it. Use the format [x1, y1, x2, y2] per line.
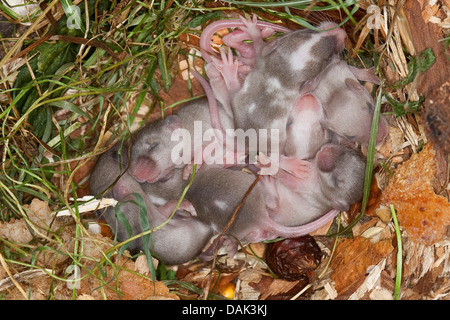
[184, 165, 340, 261]
[260, 143, 366, 227]
[129, 97, 234, 183]
[90, 142, 212, 265]
[312, 59, 388, 145]
[228, 22, 346, 157]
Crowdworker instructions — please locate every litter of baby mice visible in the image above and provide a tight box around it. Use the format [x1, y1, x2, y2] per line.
[89, 14, 377, 267]
[3, 3, 447, 301]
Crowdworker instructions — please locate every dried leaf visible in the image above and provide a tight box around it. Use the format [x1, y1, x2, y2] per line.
[330, 236, 394, 296]
[382, 143, 450, 245]
[116, 260, 179, 300]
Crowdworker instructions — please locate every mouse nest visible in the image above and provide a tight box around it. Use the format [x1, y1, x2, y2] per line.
[0, 0, 449, 300]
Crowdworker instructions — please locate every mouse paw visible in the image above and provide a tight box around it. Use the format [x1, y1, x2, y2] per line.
[239, 14, 260, 37]
[177, 199, 197, 217]
[348, 65, 381, 85]
[255, 152, 281, 175]
[222, 30, 256, 60]
[211, 49, 242, 93]
[223, 237, 239, 258]
[279, 156, 311, 179]
[157, 199, 197, 218]
[239, 14, 266, 54]
[183, 163, 201, 180]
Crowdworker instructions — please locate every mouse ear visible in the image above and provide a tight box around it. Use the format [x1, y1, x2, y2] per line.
[316, 144, 343, 172]
[347, 65, 381, 85]
[260, 39, 279, 57]
[299, 78, 320, 95]
[164, 115, 183, 131]
[345, 78, 364, 92]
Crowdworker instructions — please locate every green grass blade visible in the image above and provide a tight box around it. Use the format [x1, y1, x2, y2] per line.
[390, 205, 402, 300]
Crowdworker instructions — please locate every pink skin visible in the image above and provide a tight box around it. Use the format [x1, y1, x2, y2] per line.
[130, 156, 175, 183]
[222, 30, 256, 62]
[201, 15, 286, 121]
[199, 207, 339, 261]
[244, 208, 340, 243]
[191, 69, 226, 134]
[203, 48, 248, 120]
[199, 15, 290, 57]
[203, 60, 233, 117]
[283, 94, 329, 159]
[210, 49, 242, 95]
[256, 152, 312, 178]
[157, 199, 197, 218]
[222, 15, 278, 65]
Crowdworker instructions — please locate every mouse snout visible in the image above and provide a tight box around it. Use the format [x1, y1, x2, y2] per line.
[130, 156, 159, 183]
[317, 22, 346, 53]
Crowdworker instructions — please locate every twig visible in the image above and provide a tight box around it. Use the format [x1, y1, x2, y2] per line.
[0, 252, 28, 299]
[202, 174, 261, 300]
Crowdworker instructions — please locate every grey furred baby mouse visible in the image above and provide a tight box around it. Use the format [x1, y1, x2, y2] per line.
[108, 172, 212, 265]
[229, 22, 346, 154]
[184, 165, 340, 260]
[260, 143, 366, 227]
[128, 97, 234, 183]
[312, 59, 388, 145]
[90, 143, 212, 265]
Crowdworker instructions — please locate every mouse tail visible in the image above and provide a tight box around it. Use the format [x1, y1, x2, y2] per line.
[267, 209, 339, 239]
[243, 209, 339, 244]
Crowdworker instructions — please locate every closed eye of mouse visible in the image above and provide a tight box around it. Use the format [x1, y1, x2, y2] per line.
[145, 141, 160, 153]
[332, 174, 339, 189]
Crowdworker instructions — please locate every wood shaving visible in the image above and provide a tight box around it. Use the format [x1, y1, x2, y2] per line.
[55, 196, 118, 217]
